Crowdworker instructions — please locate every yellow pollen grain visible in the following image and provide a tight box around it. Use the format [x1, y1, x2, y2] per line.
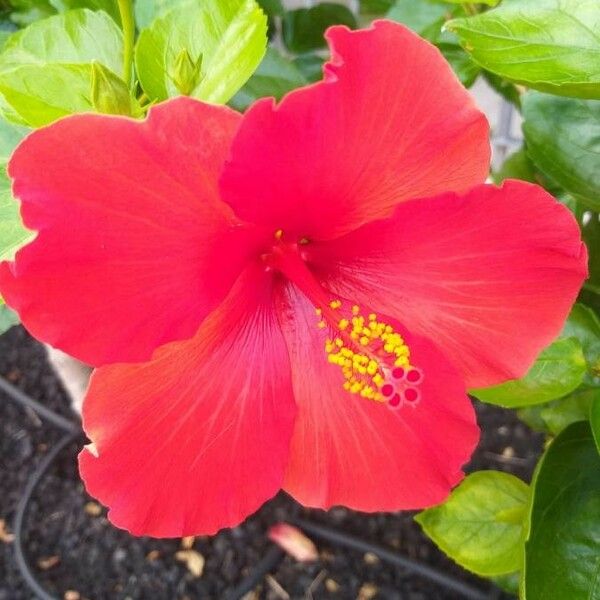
[274, 229, 283, 240]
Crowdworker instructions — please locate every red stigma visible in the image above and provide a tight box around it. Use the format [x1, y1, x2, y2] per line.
[389, 393, 402, 408]
[404, 388, 419, 402]
[406, 368, 422, 383]
[392, 367, 405, 380]
[381, 383, 394, 397]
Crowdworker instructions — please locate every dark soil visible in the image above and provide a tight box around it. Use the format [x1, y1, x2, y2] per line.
[0, 326, 543, 600]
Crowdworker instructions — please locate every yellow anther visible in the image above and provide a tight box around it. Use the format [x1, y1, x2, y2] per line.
[274, 229, 283, 240]
[315, 308, 322, 316]
[320, 304, 412, 403]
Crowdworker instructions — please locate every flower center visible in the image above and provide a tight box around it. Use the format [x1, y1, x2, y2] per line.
[263, 230, 423, 409]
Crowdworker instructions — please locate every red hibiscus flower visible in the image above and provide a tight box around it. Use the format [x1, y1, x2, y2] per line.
[0, 21, 586, 537]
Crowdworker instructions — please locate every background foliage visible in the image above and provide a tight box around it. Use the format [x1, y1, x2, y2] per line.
[0, 0, 599, 597]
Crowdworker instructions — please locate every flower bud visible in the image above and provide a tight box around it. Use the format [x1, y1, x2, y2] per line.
[170, 49, 203, 96]
[90, 62, 137, 117]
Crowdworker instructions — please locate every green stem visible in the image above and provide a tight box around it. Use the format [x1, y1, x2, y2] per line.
[117, 0, 135, 86]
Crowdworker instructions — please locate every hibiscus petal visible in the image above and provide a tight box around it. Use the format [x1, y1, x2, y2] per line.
[79, 266, 296, 537]
[0, 97, 263, 365]
[276, 284, 478, 511]
[306, 181, 588, 388]
[221, 20, 489, 241]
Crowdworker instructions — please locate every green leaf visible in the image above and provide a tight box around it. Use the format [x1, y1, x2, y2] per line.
[472, 337, 587, 408]
[0, 9, 125, 126]
[524, 421, 600, 599]
[490, 572, 520, 595]
[229, 46, 306, 112]
[563, 303, 600, 383]
[292, 53, 324, 84]
[0, 64, 111, 127]
[416, 471, 529, 577]
[518, 388, 599, 436]
[0, 303, 19, 334]
[0, 169, 33, 263]
[386, 0, 451, 43]
[0, 116, 29, 164]
[256, 0, 282, 37]
[50, 0, 121, 23]
[590, 396, 600, 454]
[523, 93, 600, 211]
[134, 0, 180, 29]
[437, 42, 480, 87]
[359, 0, 394, 15]
[282, 3, 356, 54]
[492, 144, 582, 207]
[0, 30, 14, 52]
[492, 145, 575, 209]
[135, 0, 267, 104]
[9, 0, 56, 26]
[446, 0, 600, 99]
[444, 0, 500, 5]
[493, 148, 537, 185]
[582, 214, 600, 297]
[0, 116, 30, 264]
[0, 9, 122, 73]
[256, 0, 283, 18]
[516, 403, 548, 434]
